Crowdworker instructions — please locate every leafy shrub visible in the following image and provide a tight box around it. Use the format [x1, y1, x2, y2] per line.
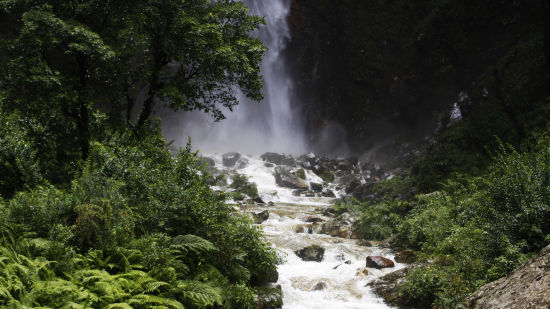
[230, 174, 259, 199]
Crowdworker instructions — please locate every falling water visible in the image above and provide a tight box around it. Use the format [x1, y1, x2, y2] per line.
[163, 0, 306, 155]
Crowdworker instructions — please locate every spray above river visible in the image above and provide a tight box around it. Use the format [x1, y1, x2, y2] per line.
[162, 0, 306, 155]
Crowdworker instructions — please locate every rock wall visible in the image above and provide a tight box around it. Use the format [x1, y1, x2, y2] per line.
[287, 0, 544, 153]
[463, 244, 550, 308]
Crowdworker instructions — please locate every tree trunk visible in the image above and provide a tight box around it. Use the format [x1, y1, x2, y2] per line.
[77, 54, 90, 160]
[543, 0, 550, 69]
[136, 49, 165, 129]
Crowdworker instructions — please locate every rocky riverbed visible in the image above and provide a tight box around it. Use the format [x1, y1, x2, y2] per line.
[201, 152, 409, 308]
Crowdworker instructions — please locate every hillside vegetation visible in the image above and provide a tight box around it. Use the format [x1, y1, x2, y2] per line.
[0, 1, 277, 308]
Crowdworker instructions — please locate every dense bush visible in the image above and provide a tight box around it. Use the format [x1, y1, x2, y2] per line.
[396, 138, 550, 308]
[0, 122, 278, 308]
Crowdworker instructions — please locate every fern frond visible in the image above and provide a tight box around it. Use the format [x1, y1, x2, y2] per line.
[129, 294, 184, 309]
[105, 303, 134, 309]
[175, 280, 222, 307]
[144, 281, 171, 294]
[170, 235, 216, 255]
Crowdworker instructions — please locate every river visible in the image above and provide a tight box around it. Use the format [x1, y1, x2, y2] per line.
[208, 154, 403, 309]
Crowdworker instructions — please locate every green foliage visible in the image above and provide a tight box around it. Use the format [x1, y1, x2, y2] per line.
[392, 137, 550, 308]
[230, 174, 259, 199]
[318, 170, 335, 183]
[295, 169, 306, 180]
[0, 126, 277, 307]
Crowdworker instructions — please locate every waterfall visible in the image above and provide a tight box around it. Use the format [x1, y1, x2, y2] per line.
[163, 0, 306, 155]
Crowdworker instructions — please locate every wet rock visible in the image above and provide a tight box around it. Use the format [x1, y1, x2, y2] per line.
[268, 201, 275, 207]
[274, 166, 309, 189]
[295, 245, 325, 262]
[394, 249, 417, 264]
[464, 244, 550, 309]
[222, 152, 241, 167]
[321, 208, 336, 216]
[255, 284, 283, 309]
[253, 210, 269, 224]
[253, 197, 266, 205]
[306, 217, 325, 223]
[321, 190, 336, 198]
[345, 178, 361, 194]
[367, 267, 410, 307]
[356, 239, 374, 247]
[236, 158, 249, 169]
[366, 256, 395, 269]
[261, 152, 296, 166]
[310, 182, 323, 192]
[313, 282, 328, 291]
[355, 268, 369, 277]
[295, 226, 305, 233]
[264, 163, 274, 168]
[320, 213, 356, 238]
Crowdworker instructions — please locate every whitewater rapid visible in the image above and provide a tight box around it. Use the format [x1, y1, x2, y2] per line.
[210, 155, 404, 309]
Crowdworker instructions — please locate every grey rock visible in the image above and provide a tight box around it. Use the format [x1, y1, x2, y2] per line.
[463, 244, 550, 309]
[253, 210, 269, 224]
[236, 158, 249, 169]
[306, 217, 325, 223]
[222, 152, 241, 167]
[367, 267, 411, 308]
[274, 166, 309, 189]
[310, 182, 323, 192]
[261, 152, 296, 166]
[313, 282, 328, 291]
[255, 284, 283, 309]
[295, 245, 325, 262]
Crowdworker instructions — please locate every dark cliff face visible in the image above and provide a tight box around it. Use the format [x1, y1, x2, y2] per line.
[287, 0, 544, 153]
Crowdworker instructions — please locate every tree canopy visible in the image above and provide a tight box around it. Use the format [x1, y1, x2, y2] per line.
[0, 0, 266, 161]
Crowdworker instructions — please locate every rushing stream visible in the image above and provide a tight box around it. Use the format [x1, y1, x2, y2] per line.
[207, 154, 404, 309]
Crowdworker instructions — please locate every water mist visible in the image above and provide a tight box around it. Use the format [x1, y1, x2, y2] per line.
[161, 0, 306, 155]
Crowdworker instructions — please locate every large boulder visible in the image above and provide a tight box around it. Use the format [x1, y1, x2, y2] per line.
[274, 166, 309, 189]
[295, 245, 325, 262]
[463, 244, 550, 309]
[367, 267, 411, 308]
[222, 152, 241, 167]
[310, 182, 323, 192]
[320, 212, 356, 238]
[255, 285, 283, 309]
[261, 152, 296, 166]
[253, 210, 270, 224]
[236, 157, 249, 169]
[366, 256, 395, 269]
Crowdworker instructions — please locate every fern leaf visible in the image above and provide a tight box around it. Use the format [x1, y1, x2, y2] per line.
[105, 303, 134, 309]
[129, 294, 184, 309]
[170, 235, 216, 255]
[175, 280, 222, 307]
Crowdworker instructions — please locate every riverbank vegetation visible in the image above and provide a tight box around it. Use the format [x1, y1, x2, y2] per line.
[0, 1, 278, 308]
[338, 47, 550, 307]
